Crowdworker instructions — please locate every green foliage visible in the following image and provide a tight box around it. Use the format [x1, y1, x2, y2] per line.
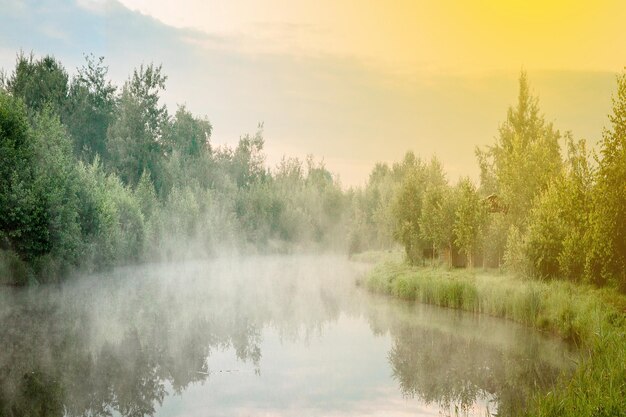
[586, 71, 626, 289]
[302, 158, 345, 243]
[215, 127, 267, 189]
[420, 183, 456, 263]
[226, 155, 346, 249]
[532, 330, 626, 417]
[481, 213, 508, 268]
[366, 258, 618, 340]
[29, 107, 83, 275]
[106, 176, 145, 263]
[504, 225, 528, 275]
[0, 250, 30, 285]
[64, 55, 116, 162]
[392, 157, 427, 263]
[5, 53, 69, 115]
[475, 145, 498, 196]
[347, 162, 399, 254]
[73, 158, 118, 269]
[525, 138, 593, 280]
[0, 91, 51, 263]
[272, 157, 346, 248]
[134, 171, 159, 221]
[235, 181, 282, 244]
[165, 185, 202, 239]
[477, 71, 562, 230]
[453, 178, 485, 267]
[417, 158, 450, 252]
[164, 105, 212, 158]
[107, 63, 168, 189]
[524, 182, 566, 278]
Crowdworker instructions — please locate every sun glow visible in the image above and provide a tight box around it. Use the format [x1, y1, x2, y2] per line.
[118, 0, 626, 75]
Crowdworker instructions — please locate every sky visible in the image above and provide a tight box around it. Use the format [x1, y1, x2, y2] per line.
[1, 0, 624, 186]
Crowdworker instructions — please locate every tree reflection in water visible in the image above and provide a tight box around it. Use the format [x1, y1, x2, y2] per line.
[0, 256, 349, 417]
[0, 296, 262, 417]
[367, 298, 576, 416]
[0, 257, 575, 417]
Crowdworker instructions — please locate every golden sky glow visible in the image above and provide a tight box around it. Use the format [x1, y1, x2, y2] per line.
[103, 0, 624, 185]
[3, 0, 621, 185]
[118, 0, 626, 75]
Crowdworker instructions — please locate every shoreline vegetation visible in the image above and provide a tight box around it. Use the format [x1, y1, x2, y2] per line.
[362, 255, 626, 417]
[1, 52, 625, 295]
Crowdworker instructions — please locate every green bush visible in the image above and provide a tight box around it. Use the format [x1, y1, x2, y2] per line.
[0, 249, 30, 285]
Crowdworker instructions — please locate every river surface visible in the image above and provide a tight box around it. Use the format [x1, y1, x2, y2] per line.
[0, 255, 576, 417]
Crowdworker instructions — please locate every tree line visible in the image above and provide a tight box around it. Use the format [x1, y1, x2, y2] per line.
[1, 52, 624, 291]
[0, 53, 346, 284]
[350, 72, 625, 290]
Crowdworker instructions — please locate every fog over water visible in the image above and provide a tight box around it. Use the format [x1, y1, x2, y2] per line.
[0, 255, 576, 416]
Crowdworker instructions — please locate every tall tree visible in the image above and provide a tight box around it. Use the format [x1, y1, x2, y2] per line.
[5, 53, 69, 115]
[586, 71, 626, 288]
[0, 91, 50, 262]
[476, 72, 562, 230]
[64, 55, 116, 162]
[107, 64, 168, 189]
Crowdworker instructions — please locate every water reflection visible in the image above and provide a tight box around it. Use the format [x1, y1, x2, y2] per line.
[365, 299, 573, 416]
[0, 256, 575, 416]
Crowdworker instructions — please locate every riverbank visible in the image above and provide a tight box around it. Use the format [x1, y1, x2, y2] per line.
[363, 258, 626, 417]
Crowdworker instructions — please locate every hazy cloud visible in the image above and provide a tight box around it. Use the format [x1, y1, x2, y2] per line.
[0, 0, 617, 185]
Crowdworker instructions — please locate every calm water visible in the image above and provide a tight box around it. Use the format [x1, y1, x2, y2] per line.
[0, 255, 576, 417]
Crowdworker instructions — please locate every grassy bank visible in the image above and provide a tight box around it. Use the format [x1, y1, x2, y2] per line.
[364, 259, 626, 417]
